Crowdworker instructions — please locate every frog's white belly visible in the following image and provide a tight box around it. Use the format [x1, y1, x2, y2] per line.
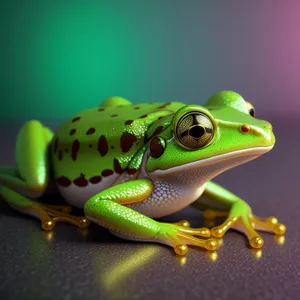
[127, 149, 263, 218]
[127, 181, 205, 218]
[57, 161, 218, 219]
[57, 173, 120, 209]
[56, 172, 204, 218]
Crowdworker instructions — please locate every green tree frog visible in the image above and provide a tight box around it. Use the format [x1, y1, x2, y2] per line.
[0, 91, 286, 255]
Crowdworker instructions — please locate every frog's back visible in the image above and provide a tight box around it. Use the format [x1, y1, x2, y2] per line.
[50, 101, 184, 207]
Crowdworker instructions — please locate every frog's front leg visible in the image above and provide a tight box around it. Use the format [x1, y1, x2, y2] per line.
[0, 120, 90, 230]
[84, 179, 218, 255]
[196, 181, 286, 249]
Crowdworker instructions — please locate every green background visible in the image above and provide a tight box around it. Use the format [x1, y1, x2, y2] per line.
[1, 0, 299, 122]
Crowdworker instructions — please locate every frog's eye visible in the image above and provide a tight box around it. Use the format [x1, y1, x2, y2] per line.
[245, 101, 256, 118]
[175, 112, 214, 149]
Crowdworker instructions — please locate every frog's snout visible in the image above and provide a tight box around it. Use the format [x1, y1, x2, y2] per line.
[266, 122, 273, 131]
[240, 121, 273, 135]
[261, 121, 273, 132]
[239, 121, 275, 146]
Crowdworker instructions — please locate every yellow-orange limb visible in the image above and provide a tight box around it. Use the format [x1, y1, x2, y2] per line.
[169, 220, 211, 237]
[251, 216, 286, 235]
[210, 216, 238, 238]
[168, 231, 218, 255]
[38, 205, 90, 230]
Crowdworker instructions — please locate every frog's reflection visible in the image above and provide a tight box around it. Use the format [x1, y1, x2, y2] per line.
[77, 227, 90, 237]
[249, 235, 285, 260]
[206, 251, 218, 262]
[88, 229, 288, 292]
[250, 249, 263, 260]
[92, 244, 161, 298]
[92, 240, 222, 297]
[43, 230, 54, 241]
[274, 235, 285, 246]
[176, 255, 187, 265]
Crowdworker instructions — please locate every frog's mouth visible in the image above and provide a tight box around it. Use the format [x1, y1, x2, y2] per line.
[151, 145, 274, 178]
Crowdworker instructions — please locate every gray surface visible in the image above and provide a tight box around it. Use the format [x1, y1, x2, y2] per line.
[0, 119, 299, 300]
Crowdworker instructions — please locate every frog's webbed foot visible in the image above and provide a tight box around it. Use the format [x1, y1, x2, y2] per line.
[1, 185, 90, 231]
[169, 220, 211, 237]
[39, 204, 90, 230]
[158, 223, 218, 255]
[204, 202, 286, 249]
[249, 216, 286, 235]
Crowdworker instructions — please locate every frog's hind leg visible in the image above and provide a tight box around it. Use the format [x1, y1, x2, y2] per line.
[1, 187, 89, 230]
[0, 120, 52, 197]
[203, 210, 286, 235]
[0, 120, 90, 230]
[101, 96, 132, 107]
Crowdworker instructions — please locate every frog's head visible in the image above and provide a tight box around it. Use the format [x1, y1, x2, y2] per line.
[145, 90, 275, 179]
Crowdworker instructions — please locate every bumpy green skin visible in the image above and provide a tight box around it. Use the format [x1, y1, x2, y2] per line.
[51, 99, 184, 185]
[0, 91, 280, 253]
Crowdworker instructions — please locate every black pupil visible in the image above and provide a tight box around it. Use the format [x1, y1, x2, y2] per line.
[249, 108, 255, 117]
[189, 126, 205, 139]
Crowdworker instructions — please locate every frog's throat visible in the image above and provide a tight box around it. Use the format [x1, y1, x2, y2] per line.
[150, 145, 274, 177]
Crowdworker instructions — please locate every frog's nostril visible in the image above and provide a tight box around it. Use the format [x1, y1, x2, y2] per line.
[263, 122, 273, 131]
[268, 123, 273, 131]
[240, 124, 251, 134]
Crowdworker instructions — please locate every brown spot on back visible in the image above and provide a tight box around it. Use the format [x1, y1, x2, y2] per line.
[125, 120, 133, 126]
[120, 132, 137, 153]
[53, 138, 59, 153]
[90, 176, 102, 184]
[144, 126, 164, 143]
[102, 169, 114, 177]
[98, 135, 108, 156]
[158, 102, 171, 109]
[134, 106, 140, 109]
[89, 144, 93, 148]
[86, 128, 96, 135]
[140, 114, 148, 118]
[73, 173, 88, 187]
[113, 158, 123, 174]
[58, 150, 63, 161]
[98, 108, 105, 112]
[127, 168, 137, 175]
[72, 140, 80, 161]
[153, 126, 164, 136]
[72, 116, 81, 123]
[70, 129, 76, 136]
[150, 137, 165, 158]
[57, 176, 71, 187]
[111, 114, 118, 117]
